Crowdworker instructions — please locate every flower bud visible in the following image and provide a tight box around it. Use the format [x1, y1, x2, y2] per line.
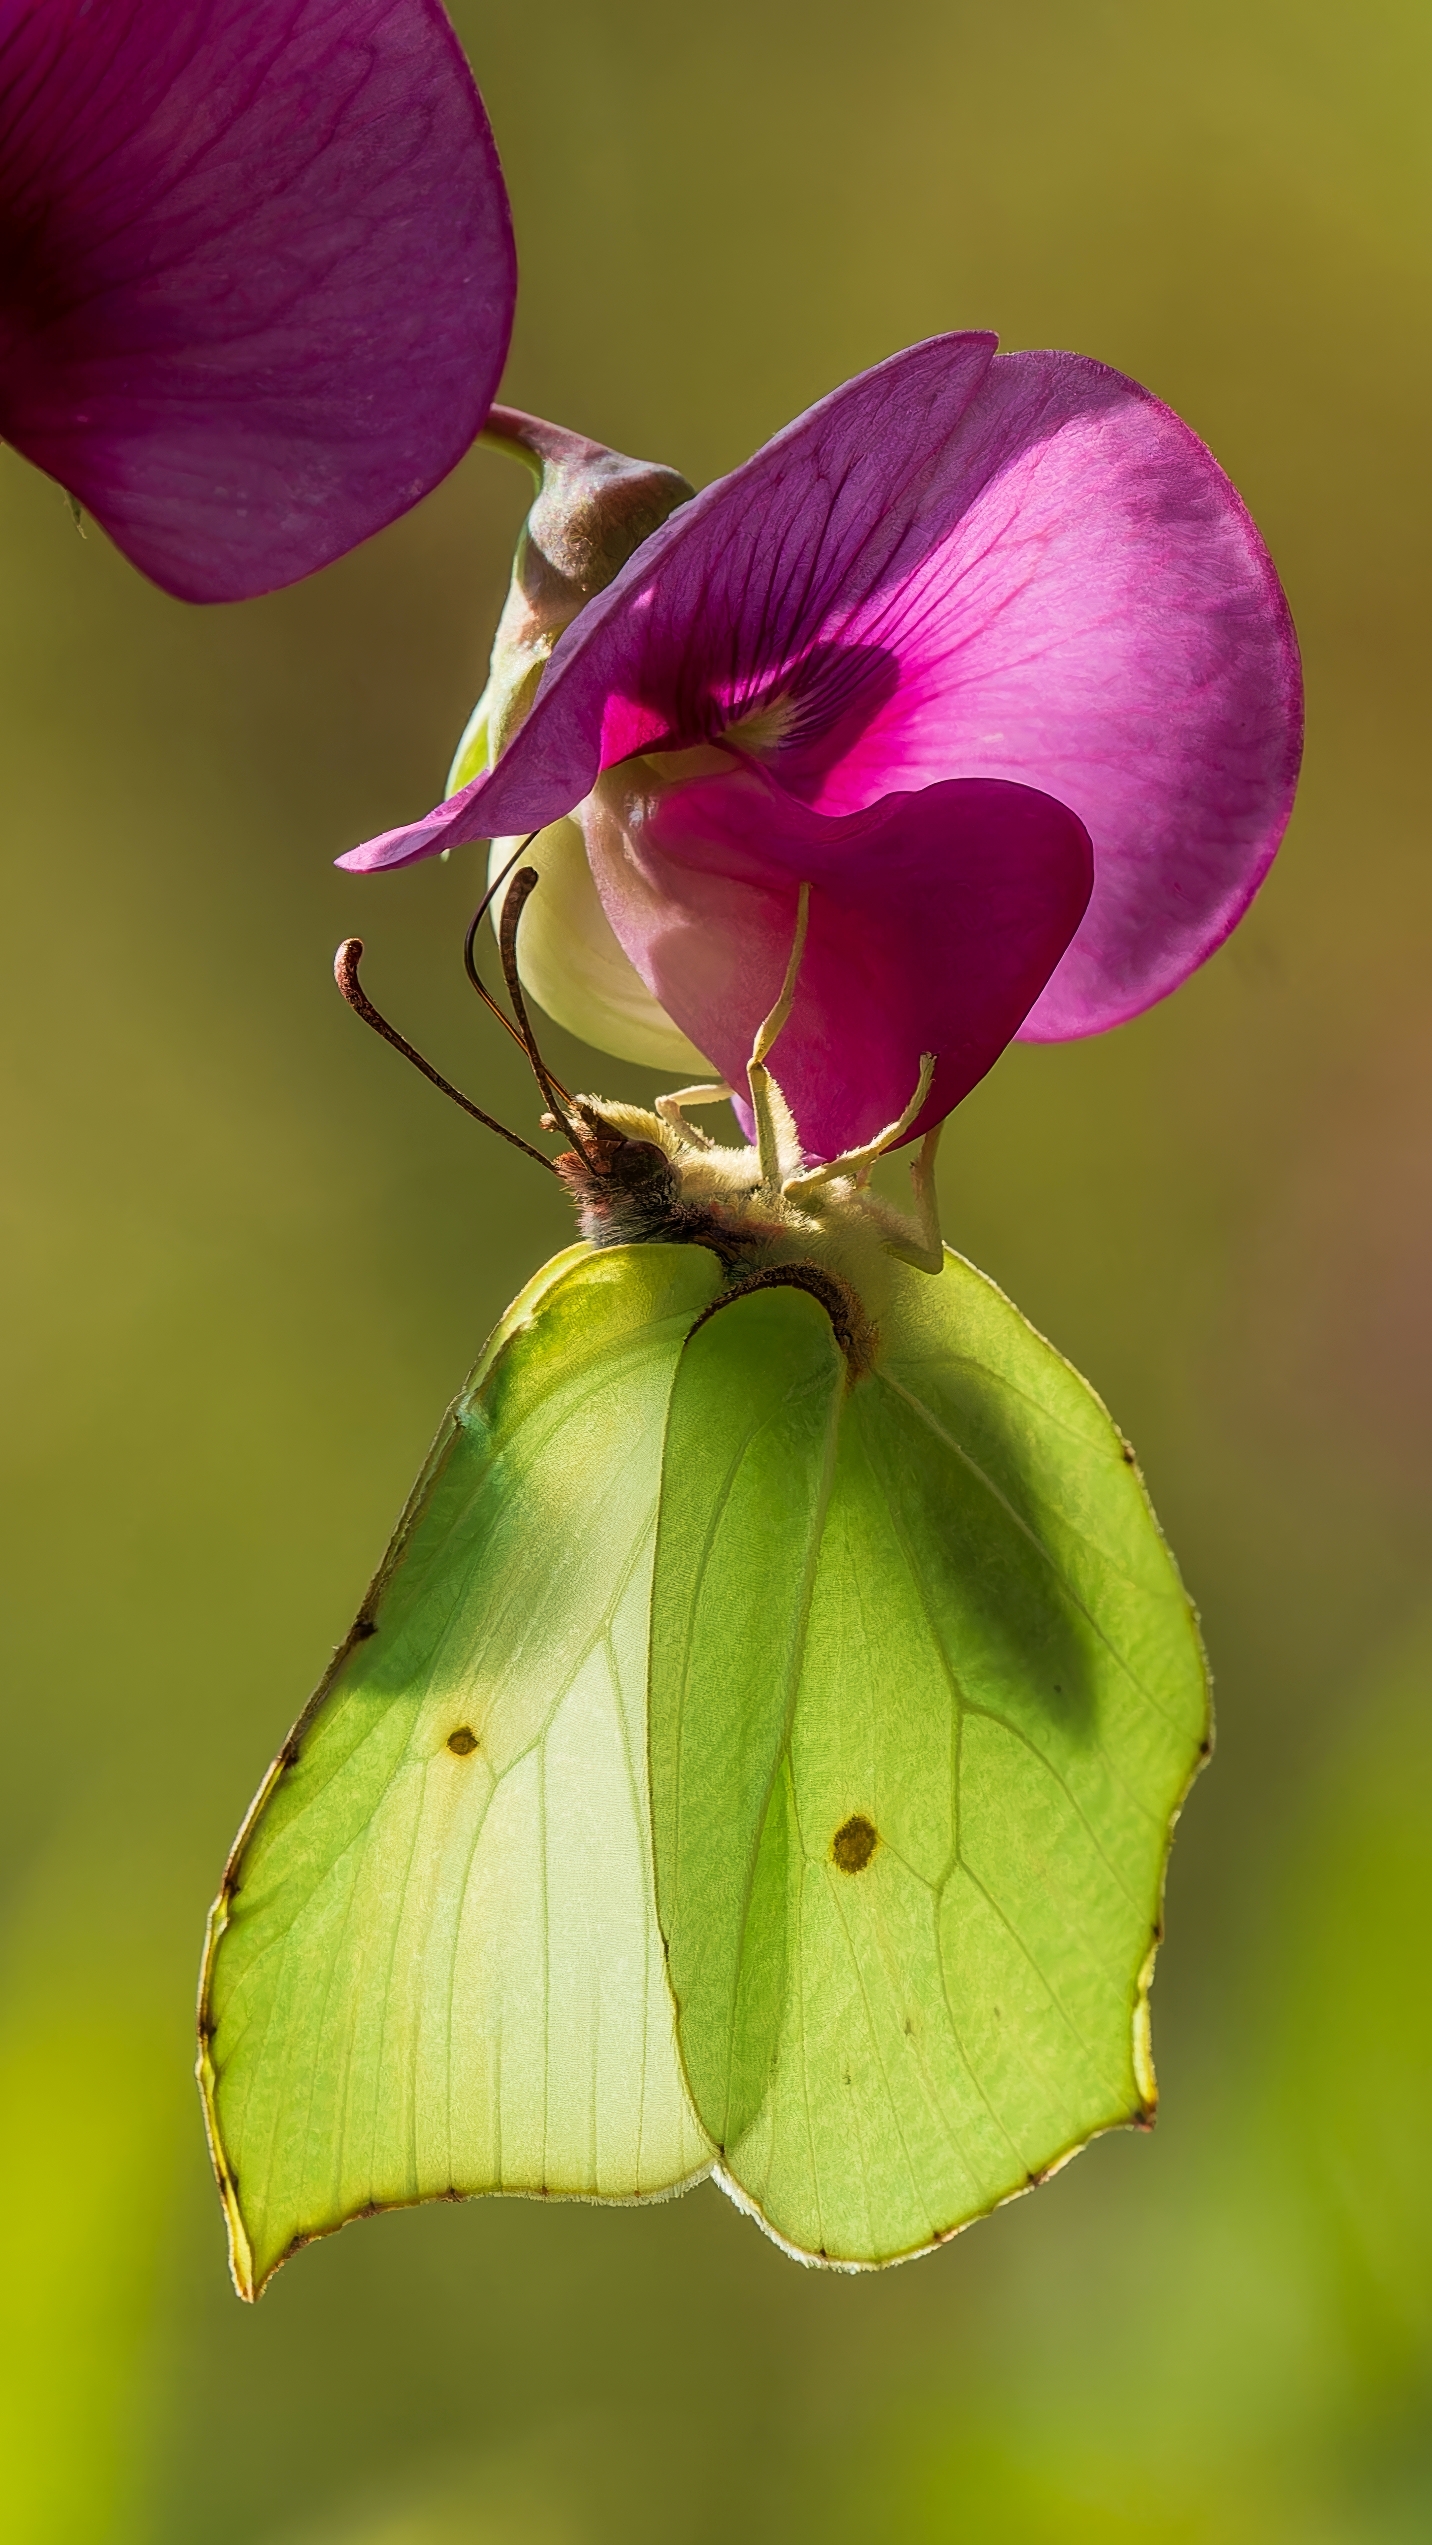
[456, 411, 707, 1071]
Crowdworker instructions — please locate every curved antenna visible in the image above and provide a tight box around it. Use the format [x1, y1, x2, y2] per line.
[334, 939, 558, 1176]
[463, 836, 539, 1056]
[498, 869, 595, 1165]
[463, 836, 578, 1108]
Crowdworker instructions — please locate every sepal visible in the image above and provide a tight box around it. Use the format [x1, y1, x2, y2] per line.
[455, 410, 704, 1069]
[452, 409, 694, 788]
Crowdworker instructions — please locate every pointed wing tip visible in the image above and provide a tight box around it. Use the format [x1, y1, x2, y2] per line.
[198, 2076, 261, 2300]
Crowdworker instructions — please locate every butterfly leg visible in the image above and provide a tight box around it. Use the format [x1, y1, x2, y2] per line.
[882, 1124, 946, 1274]
[655, 1082, 735, 1148]
[782, 1054, 935, 1203]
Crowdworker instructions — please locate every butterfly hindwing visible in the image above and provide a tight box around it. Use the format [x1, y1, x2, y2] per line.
[647, 1284, 848, 2154]
[648, 1250, 1209, 2265]
[200, 1244, 721, 2296]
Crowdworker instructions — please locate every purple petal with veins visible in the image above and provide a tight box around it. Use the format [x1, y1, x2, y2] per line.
[0, 0, 515, 600]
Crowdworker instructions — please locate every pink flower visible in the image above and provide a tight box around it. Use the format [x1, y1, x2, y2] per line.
[343, 334, 1301, 1160]
[0, 0, 514, 601]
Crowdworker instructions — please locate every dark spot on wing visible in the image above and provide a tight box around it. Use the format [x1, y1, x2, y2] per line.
[832, 1814, 879, 1873]
[354, 1617, 378, 1640]
[447, 1727, 479, 1757]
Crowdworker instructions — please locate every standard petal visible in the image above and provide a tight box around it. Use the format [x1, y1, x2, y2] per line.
[782, 351, 1303, 1039]
[579, 758, 1093, 1159]
[0, 0, 515, 601]
[341, 335, 1299, 1048]
[337, 330, 1001, 869]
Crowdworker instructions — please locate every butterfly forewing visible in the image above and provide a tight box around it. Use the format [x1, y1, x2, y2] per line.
[201, 1244, 721, 2296]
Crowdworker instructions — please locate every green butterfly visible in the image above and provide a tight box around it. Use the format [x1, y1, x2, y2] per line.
[199, 879, 1208, 2298]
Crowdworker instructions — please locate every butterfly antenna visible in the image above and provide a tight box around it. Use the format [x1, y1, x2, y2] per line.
[463, 837, 541, 1055]
[462, 838, 579, 1106]
[334, 938, 559, 1175]
[497, 869, 596, 1164]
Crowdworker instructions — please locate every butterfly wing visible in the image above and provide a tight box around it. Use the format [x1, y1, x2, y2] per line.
[647, 1285, 847, 2157]
[648, 1255, 1209, 2265]
[200, 1243, 721, 2297]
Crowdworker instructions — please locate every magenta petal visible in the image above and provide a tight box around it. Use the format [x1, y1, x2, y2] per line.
[342, 332, 1299, 1047]
[584, 761, 1093, 1160]
[790, 350, 1303, 1039]
[0, 0, 515, 601]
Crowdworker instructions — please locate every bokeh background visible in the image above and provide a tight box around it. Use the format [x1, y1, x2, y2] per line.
[3, 1, 1430, 2537]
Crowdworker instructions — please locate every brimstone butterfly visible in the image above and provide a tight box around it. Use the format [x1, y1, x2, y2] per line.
[199, 876, 1208, 2298]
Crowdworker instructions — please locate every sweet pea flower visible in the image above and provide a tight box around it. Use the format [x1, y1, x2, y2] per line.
[0, 0, 514, 601]
[343, 333, 1301, 1160]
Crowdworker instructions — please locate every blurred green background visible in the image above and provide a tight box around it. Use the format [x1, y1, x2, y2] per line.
[3, 0, 1429, 2536]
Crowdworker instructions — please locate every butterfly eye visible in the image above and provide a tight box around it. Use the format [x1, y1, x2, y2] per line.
[613, 1139, 673, 1187]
